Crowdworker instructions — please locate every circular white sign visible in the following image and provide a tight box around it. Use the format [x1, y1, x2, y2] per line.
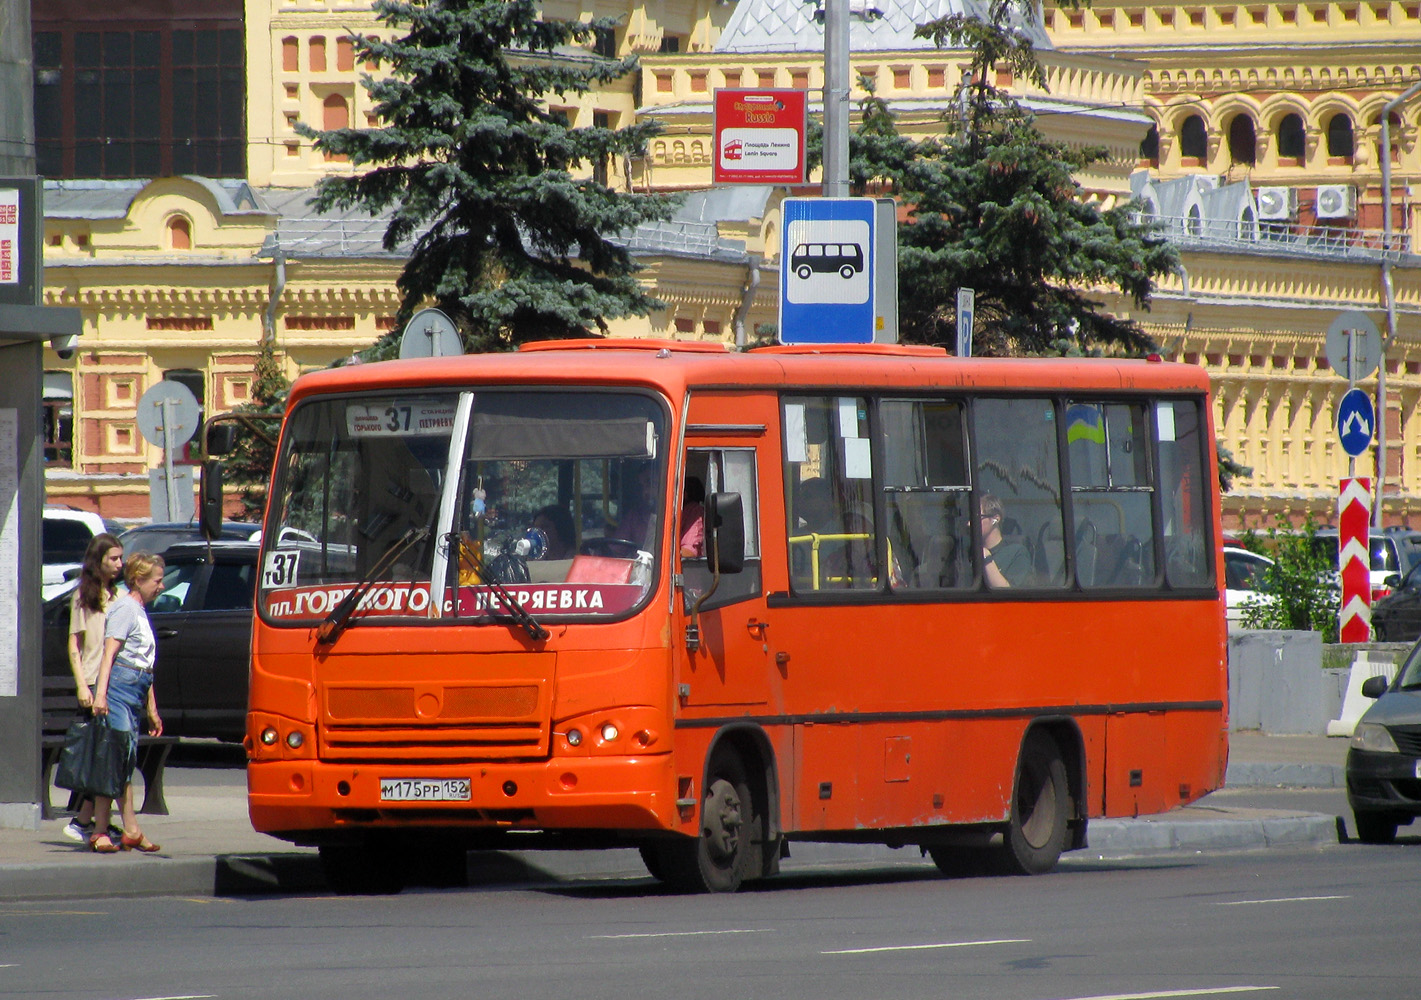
[1325, 310, 1382, 382]
[135, 381, 201, 448]
[399, 308, 464, 359]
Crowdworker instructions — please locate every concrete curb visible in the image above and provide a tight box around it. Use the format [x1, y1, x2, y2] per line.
[1085, 813, 1339, 857]
[1225, 761, 1348, 788]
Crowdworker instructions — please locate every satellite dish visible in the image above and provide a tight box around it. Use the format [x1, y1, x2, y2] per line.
[399, 308, 464, 359]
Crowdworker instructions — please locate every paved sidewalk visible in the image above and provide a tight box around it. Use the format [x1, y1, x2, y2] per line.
[0, 732, 1352, 901]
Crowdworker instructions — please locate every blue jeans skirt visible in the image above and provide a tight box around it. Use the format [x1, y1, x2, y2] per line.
[105, 665, 152, 784]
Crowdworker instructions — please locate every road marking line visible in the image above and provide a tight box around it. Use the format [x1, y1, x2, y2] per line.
[1216, 895, 1350, 906]
[823, 938, 1029, 955]
[591, 929, 771, 940]
[128, 995, 218, 1000]
[1042, 988, 1278, 1000]
[0, 910, 106, 916]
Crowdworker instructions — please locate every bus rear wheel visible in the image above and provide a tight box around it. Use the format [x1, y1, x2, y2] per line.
[1000, 731, 1069, 875]
[319, 839, 406, 895]
[651, 749, 757, 893]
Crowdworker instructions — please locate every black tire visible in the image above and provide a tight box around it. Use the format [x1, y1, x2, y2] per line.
[999, 730, 1070, 875]
[839, 264, 855, 279]
[796, 265, 812, 280]
[1354, 810, 1399, 845]
[319, 840, 406, 895]
[652, 748, 759, 893]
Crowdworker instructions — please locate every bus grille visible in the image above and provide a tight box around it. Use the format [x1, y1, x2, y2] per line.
[320, 682, 549, 760]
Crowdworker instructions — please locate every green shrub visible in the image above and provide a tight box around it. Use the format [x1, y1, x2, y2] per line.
[1238, 518, 1340, 641]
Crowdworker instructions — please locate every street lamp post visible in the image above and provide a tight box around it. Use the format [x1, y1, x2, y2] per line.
[822, 0, 850, 198]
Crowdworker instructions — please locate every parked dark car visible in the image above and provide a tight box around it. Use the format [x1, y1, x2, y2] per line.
[1347, 642, 1421, 843]
[1372, 562, 1421, 642]
[43, 540, 258, 742]
[118, 520, 262, 558]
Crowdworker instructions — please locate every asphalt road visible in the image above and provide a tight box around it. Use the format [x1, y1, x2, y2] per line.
[3, 838, 1417, 1000]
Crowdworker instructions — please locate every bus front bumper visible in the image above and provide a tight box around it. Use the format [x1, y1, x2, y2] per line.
[248, 753, 680, 842]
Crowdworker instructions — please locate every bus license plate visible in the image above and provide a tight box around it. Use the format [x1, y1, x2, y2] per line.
[379, 778, 471, 802]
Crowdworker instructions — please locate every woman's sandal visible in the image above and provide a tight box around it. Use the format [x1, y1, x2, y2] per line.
[120, 832, 161, 853]
[89, 832, 119, 854]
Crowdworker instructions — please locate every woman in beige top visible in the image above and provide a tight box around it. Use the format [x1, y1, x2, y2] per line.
[60, 532, 123, 844]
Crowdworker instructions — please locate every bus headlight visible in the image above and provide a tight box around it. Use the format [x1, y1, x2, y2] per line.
[286, 731, 304, 750]
[600, 723, 620, 743]
[1352, 722, 1400, 753]
[260, 727, 279, 746]
[566, 728, 583, 747]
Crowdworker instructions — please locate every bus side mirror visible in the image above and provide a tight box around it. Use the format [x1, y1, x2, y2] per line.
[199, 460, 224, 542]
[206, 422, 237, 456]
[706, 492, 745, 575]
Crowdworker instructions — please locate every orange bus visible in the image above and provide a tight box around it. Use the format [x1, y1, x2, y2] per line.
[236, 340, 1227, 893]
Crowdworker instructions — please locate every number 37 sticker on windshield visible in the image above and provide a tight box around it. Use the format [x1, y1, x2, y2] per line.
[262, 549, 300, 589]
[346, 399, 457, 437]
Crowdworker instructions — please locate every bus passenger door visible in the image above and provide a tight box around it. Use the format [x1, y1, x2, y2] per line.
[677, 414, 775, 710]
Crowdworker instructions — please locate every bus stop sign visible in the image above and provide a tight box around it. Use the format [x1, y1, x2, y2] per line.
[779, 197, 876, 344]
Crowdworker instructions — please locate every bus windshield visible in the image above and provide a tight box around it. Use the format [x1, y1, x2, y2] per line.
[260, 389, 667, 626]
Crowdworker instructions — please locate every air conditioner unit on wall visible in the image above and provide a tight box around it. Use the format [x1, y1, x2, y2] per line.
[1255, 186, 1297, 221]
[1315, 184, 1356, 220]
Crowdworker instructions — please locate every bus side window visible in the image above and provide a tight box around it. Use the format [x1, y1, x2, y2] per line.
[681, 447, 762, 609]
[1067, 401, 1157, 589]
[784, 396, 878, 592]
[973, 397, 1067, 589]
[1159, 399, 1211, 588]
[881, 399, 972, 590]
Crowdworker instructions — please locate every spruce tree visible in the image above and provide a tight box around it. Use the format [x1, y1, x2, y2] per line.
[839, 1, 1178, 357]
[226, 340, 289, 520]
[299, 0, 677, 355]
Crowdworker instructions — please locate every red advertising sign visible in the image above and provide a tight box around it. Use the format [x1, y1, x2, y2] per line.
[713, 89, 807, 185]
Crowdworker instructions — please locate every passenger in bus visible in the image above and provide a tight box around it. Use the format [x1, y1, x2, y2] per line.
[981, 494, 1032, 588]
[532, 505, 575, 560]
[680, 477, 705, 558]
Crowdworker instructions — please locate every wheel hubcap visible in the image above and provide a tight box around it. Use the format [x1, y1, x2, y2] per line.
[702, 778, 743, 861]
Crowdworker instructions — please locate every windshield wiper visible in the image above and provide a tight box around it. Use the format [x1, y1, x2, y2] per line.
[316, 525, 430, 646]
[451, 533, 549, 642]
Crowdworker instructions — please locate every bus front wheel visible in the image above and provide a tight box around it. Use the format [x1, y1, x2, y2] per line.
[1001, 731, 1069, 875]
[651, 749, 758, 893]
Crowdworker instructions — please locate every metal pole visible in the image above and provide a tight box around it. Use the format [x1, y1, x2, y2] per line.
[822, 0, 850, 198]
[1374, 79, 1421, 529]
[161, 397, 179, 521]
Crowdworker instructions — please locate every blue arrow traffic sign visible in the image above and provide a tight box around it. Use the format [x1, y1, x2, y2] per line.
[1337, 387, 1375, 458]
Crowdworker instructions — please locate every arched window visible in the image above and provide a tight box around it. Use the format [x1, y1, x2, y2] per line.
[1327, 113, 1354, 159]
[281, 36, 299, 73]
[1227, 114, 1256, 165]
[167, 215, 192, 250]
[1276, 113, 1306, 160]
[322, 94, 349, 161]
[1374, 110, 1402, 166]
[1139, 124, 1160, 163]
[1187, 203, 1202, 237]
[1179, 114, 1208, 161]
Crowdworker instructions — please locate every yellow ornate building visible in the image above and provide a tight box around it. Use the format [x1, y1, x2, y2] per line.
[34, 0, 1421, 529]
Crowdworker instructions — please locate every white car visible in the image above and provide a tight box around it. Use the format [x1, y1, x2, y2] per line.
[1223, 545, 1274, 628]
[41, 506, 125, 601]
